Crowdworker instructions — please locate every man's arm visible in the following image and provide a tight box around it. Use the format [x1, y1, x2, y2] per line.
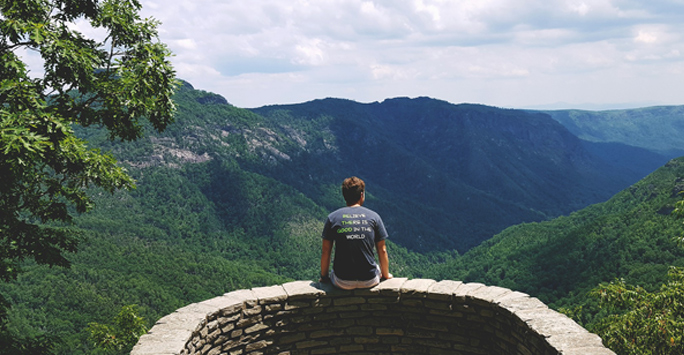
[375, 240, 392, 280]
[320, 239, 333, 282]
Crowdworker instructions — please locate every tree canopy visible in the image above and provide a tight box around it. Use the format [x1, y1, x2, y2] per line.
[0, 0, 175, 308]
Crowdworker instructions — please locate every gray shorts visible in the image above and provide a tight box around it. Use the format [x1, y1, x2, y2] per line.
[330, 266, 381, 290]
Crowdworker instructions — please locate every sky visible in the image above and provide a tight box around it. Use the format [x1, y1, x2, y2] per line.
[88, 1, 684, 109]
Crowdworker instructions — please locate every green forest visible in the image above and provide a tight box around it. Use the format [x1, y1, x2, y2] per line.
[2, 82, 684, 354]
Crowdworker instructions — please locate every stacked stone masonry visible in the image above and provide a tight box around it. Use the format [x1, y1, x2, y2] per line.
[131, 278, 615, 355]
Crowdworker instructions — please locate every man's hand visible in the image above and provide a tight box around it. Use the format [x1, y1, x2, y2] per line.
[381, 273, 393, 281]
[319, 275, 331, 283]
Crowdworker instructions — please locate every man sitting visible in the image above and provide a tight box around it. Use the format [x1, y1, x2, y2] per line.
[320, 176, 393, 289]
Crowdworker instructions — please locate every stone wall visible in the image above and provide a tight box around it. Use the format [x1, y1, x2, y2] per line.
[131, 278, 615, 355]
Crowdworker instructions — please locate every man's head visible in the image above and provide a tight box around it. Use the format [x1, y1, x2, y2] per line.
[342, 176, 365, 206]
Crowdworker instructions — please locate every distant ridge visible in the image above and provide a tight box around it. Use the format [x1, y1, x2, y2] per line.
[541, 106, 684, 157]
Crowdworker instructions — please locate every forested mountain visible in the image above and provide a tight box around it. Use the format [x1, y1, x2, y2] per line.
[427, 157, 684, 325]
[542, 106, 684, 157]
[2, 82, 683, 354]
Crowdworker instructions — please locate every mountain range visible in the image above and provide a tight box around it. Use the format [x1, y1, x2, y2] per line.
[84, 80, 680, 255]
[248, 93, 668, 252]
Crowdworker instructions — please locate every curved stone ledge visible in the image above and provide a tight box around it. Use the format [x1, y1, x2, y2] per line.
[132, 279, 615, 355]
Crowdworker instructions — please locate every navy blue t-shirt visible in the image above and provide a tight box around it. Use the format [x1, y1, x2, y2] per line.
[322, 206, 388, 281]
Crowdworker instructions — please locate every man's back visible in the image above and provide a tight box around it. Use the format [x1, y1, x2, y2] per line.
[322, 206, 387, 281]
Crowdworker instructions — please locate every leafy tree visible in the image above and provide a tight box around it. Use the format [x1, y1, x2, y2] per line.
[86, 304, 147, 353]
[591, 268, 684, 355]
[0, 0, 175, 318]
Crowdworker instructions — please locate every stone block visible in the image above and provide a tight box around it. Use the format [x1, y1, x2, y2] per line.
[329, 336, 354, 346]
[252, 285, 288, 304]
[356, 318, 396, 327]
[301, 307, 324, 315]
[499, 295, 548, 313]
[131, 332, 189, 355]
[245, 340, 271, 352]
[367, 295, 400, 304]
[426, 280, 463, 301]
[295, 340, 328, 349]
[199, 295, 244, 317]
[401, 279, 437, 297]
[452, 282, 485, 301]
[467, 285, 512, 303]
[338, 311, 367, 319]
[333, 296, 367, 306]
[236, 316, 261, 328]
[346, 326, 373, 335]
[520, 309, 588, 337]
[405, 328, 437, 339]
[154, 305, 211, 333]
[325, 305, 359, 314]
[282, 281, 325, 300]
[495, 290, 530, 304]
[354, 336, 380, 344]
[310, 328, 346, 338]
[339, 344, 364, 352]
[546, 332, 606, 351]
[264, 303, 283, 312]
[414, 338, 452, 349]
[376, 327, 404, 336]
[311, 313, 339, 322]
[222, 289, 258, 307]
[412, 320, 449, 332]
[245, 323, 270, 334]
[360, 303, 387, 311]
[284, 301, 311, 310]
[370, 277, 407, 296]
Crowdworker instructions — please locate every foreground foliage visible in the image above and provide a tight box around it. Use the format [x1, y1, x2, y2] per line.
[1, 0, 175, 351]
[87, 305, 147, 353]
[0, 0, 175, 286]
[591, 267, 684, 355]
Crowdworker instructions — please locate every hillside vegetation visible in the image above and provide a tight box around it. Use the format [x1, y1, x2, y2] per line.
[427, 157, 684, 325]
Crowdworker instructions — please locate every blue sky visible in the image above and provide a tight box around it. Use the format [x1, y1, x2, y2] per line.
[134, 1, 684, 109]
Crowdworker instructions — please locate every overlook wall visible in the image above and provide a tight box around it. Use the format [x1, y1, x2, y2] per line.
[131, 278, 615, 355]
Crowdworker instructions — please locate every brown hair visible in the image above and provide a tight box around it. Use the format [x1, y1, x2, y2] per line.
[342, 176, 365, 206]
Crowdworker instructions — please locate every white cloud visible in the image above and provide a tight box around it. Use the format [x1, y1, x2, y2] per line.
[173, 39, 197, 50]
[135, 0, 684, 108]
